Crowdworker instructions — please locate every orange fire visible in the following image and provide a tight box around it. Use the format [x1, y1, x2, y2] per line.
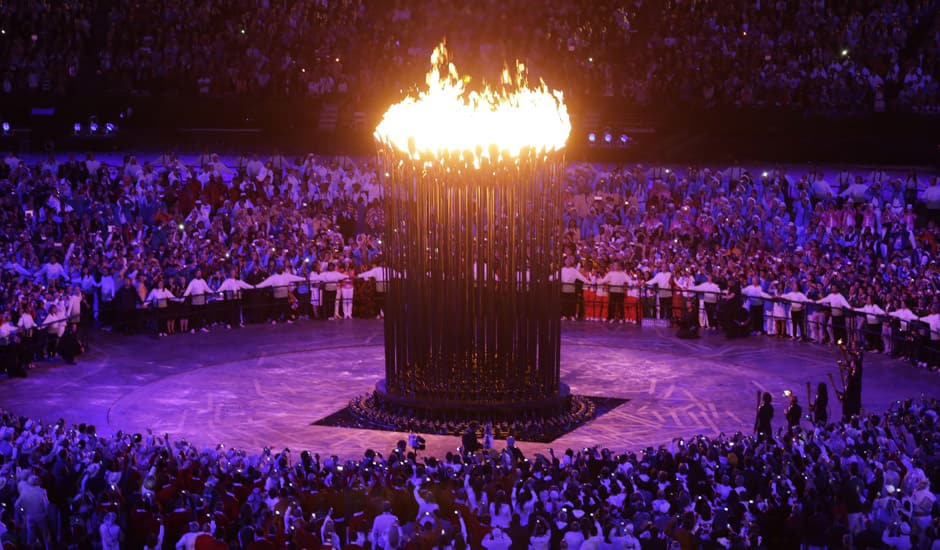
[374, 42, 570, 166]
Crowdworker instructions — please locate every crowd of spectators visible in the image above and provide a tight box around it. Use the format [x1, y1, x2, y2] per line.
[0, 0, 91, 96]
[3, 150, 940, 372]
[557, 161, 940, 367]
[2, 0, 938, 111]
[1, 395, 939, 548]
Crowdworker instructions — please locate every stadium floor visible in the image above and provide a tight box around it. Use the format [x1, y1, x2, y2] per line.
[2, 320, 938, 459]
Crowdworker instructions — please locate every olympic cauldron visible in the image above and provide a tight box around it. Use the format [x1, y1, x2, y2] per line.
[351, 44, 594, 436]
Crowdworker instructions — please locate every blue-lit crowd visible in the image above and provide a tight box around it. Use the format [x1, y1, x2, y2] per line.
[1, 396, 939, 548]
[2, 151, 940, 372]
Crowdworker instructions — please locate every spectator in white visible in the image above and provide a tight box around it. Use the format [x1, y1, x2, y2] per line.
[182, 269, 212, 333]
[99, 511, 122, 550]
[560, 256, 590, 320]
[840, 178, 871, 204]
[811, 174, 835, 201]
[35, 256, 67, 283]
[481, 526, 512, 550]
[921, 178, 940, 214]
[369, 502, 399, 547]
[15, 474, 51, 548]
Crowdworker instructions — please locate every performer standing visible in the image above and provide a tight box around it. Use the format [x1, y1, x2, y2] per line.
[318, 263, 346, 320]
[843, 350, 864, 419]
[689, 274, 721, 330]
[754, 392, 774, 442]
[784, 392, 802, 434]
[215, 269, 254, 328]
[780, 284, 810, 341]
[145, 279, 176, 336]
[254, 266, 305, 323]
[339, 263, 356, 319]
[832, 346, 864, 420]
[358, 259, 389, 319]
[808, 382, 829, 425]
[560, 257, 589, 320]
[818, 289, 852, 345]
[183, 268, 213, 333]
[597, 262, 628, 323]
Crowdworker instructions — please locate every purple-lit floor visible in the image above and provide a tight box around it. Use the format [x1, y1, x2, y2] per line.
[2, 320, 938, 459]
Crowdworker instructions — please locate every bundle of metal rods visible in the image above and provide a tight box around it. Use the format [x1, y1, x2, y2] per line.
[378, 147, 565, 410]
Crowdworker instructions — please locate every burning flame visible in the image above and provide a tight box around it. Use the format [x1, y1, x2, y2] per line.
[375, 43, 570, 166]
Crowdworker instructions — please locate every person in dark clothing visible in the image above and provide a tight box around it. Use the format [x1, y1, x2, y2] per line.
[58, 323, 83, 365]
[676, 300, 699, 339]
[810, 382, 829, 425]
[754, 392, 774, 441]
[839, 349, 863, 420]
[113, 277, 141, 334]
[784, 393, 802, 434]
[461, 426, 480, 455]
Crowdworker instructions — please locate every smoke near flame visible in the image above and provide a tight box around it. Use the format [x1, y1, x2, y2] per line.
[374, 42, 570, 166]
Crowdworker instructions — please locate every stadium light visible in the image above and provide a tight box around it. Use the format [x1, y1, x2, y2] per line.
[73, 123, 82, 135]
[587, 132, 596, 143]
[0, 122, 9, 135]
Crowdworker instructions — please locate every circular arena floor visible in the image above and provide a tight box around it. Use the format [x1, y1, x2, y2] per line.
[2, 320, 938, 459]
